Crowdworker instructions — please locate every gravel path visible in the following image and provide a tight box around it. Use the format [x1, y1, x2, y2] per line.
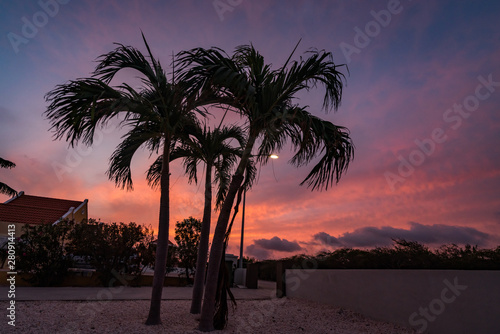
[2, 298, 416, 333]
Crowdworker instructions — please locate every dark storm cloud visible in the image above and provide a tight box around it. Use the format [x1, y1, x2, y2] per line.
[246, 236, 302, 259]
[254, 236, 302, 252]
[313, 231, 343, 246]
[245, 244, 271, 260]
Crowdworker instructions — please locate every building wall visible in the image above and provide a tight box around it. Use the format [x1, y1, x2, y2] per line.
[0, 221, 26, 238]
[285, 269, 500, 334]
[70, 201, 88, 223]
[0, 222, 24, 269]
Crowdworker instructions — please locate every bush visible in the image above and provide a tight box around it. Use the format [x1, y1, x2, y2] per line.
[174, 217, 201, 283]
[67, 219, 155, 286]
[15, 219, 156, 286]
[257, 239, 500, 281]
[16, 220, 74, 286]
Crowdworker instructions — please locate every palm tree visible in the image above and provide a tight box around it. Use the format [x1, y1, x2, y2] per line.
[44, 35, 212, 325]
[177, 43, 354, 331]
[0, 157, 18, 198]
[146, 122, 251, 314]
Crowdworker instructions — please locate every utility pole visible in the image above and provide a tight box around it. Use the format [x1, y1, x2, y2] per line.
[239, 188, 246, 268]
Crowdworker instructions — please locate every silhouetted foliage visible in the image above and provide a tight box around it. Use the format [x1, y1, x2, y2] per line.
[16, 220, 74, 286]
[67, 219, 155, 286]
[15, 218, 156, 286]
[163, 243, 180, 274]
[174, 217, 201, 283]
[241, 256, 256, 267]
[257, 239, 500, 281]
[0, 157, 18, 197]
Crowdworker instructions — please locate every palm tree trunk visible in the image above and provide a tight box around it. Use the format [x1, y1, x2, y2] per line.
[198, 136, 256, 332]
[190, 163, 213, 314]
[146, 138, 171, 325]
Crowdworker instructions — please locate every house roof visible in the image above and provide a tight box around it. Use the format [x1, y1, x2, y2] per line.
[0, 192, 86, 225]
[153, 238, 175, 246]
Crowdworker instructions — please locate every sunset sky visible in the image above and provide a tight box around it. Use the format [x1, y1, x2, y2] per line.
[1, 1, 499, 259]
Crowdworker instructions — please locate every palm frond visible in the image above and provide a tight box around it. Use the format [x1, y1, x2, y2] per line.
[94, 38, 166, 91]
[289, 109, 354, 190]
[279, 49, 347, 112]
[0, 158, 18, 197]
[146, 156, 163, 189]
[177, 47, 254, 113]
[0, 182, 17, 198]
[181, 153, 200, 185]
[44, 78, 132, 147]
[0, 157, 16, 169]
[107, 126, 161, 190]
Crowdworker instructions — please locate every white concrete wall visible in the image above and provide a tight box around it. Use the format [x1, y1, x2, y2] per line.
[285, 269, 500, 334]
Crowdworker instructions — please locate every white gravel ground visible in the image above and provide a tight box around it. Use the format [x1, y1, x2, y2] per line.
[3, 298, 416, 333]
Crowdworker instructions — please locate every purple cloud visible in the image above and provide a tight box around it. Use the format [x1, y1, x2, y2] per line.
[314, 222, 492, 248]
[253, 236, 302, 252]
[246, 236, 302, 259]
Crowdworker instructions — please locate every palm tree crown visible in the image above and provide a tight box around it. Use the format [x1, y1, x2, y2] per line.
[178, 43, 353, 190]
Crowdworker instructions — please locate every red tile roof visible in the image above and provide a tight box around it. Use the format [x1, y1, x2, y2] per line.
[0, 194, 85, 225]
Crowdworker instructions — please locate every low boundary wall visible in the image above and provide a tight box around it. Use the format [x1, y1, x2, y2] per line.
[0, 270, 188, 287]
[284, 269, 500, 334]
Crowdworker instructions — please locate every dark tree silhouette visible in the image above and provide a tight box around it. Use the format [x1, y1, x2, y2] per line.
[174, 217, 202, 283]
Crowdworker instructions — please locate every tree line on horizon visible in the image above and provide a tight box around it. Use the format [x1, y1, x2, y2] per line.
[42, 33, 354, 331]
[256, 239, 500, 281]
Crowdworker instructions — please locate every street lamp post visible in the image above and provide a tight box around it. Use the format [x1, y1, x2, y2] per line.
[238, 154, 278, 269]
[238, 189, 246, 268]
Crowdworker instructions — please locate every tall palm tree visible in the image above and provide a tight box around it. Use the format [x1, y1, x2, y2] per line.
[44, 35, 211, 326]
[177, 43, 354, 331]
[0, 157, 18, 198]
[146, 123, 252, 314]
